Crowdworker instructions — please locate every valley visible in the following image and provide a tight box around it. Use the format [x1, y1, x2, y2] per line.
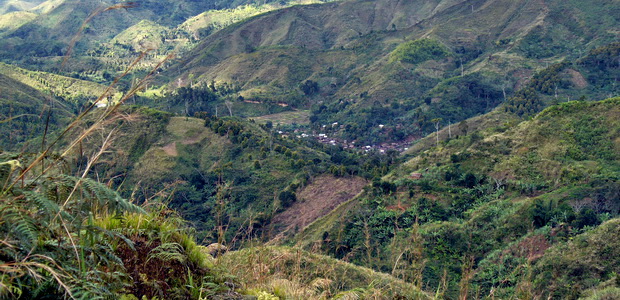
[0, 0, 618, 299]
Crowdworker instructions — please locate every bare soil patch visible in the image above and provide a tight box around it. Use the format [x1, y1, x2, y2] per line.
[566, 68, 588, 89]
[162, 142, 178, 156]
[272, 175, 368, 234]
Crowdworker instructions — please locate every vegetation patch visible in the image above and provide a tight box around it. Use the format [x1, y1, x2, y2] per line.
[218, 246, 430, 299]
[389, 38, 451, 65]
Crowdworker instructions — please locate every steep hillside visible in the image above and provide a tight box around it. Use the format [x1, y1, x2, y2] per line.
[0, 0, 333, 84]
[66, 103, 396, 244]
[0, 72, 75, 149]
[0, 62, 114, 104]
[0, 61, 120, 150]
[292, 98, 620, 298]
[165, 0, 619, 144]
[528, 219, 620, 298]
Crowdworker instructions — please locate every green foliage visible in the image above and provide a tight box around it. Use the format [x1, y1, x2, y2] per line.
[517, 25, 570, 59]
[528, 62, 570, 94]
[529, 219, 620, 299]
[390, 39, 450, 65]
[0, 150, 237, 299]
[278, 189, 297, 208]
[159, 86, 221, 117]
[0, 155, 142, 298]
[504, 88, 544, 117]
[306, 97, 619, 298]
[579, 42, 620, 87]
[300, 80, 319, 96]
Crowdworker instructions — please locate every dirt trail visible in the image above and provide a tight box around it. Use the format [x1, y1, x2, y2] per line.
[272, 175, 368, 234]
[181, 136, 202, 145]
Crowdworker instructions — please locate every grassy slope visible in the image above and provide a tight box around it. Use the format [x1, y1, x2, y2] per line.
[218, 246, 431, 299]
[529, 219, 620, 298]
[291, 97, 620, 298]
[0, 10, 36, 30]
[0, 62, 113, 103]
[110, 20, 168, 52]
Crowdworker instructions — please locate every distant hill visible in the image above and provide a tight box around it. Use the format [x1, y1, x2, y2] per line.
[0, 0, 329, 82]
[163, 0, 619, 144]
[0, 0, 46, 14]
[0, 61, 120, 150]
[0, 62, 113, 104]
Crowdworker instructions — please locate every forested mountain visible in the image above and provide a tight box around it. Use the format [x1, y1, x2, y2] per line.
[0, 0, 618, 299]
[0, 0, 330, 83]
[165, 0, 619, 144]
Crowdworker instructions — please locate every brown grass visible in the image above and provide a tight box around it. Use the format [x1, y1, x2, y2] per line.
[161, 142, 178, 156]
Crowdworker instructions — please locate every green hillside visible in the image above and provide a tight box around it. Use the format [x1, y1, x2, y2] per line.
[0, 0, 333, 85]
[165, 0, 619, 144]
[293, 98, 620, 298]
[66, 103, 398, 244]
[0, 10, 36, 31]
[0, 72, 75, 149]
[0, 62, 114, 104]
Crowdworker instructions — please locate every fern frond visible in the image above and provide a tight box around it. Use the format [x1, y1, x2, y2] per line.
[147, 242, 186, 265]
[25, 191, 60, 215]
[79, 176, 145, 214]
[9, 215, 39, 248]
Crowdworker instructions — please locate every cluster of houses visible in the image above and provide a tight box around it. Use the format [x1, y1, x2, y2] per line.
[280, 126, 412, 154]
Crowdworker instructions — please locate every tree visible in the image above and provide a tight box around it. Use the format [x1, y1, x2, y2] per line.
[278, 190, 297, 208]
[431, 118, 442, 146]
[300, 80, 319, 95]
[458, 120, 468, 135]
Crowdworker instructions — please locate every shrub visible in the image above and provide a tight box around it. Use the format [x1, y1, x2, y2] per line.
[390, 39, 450, 64]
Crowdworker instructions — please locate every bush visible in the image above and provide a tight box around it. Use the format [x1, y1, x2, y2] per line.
[278, 190, 297, 208]
[390, 38, 450, 64]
